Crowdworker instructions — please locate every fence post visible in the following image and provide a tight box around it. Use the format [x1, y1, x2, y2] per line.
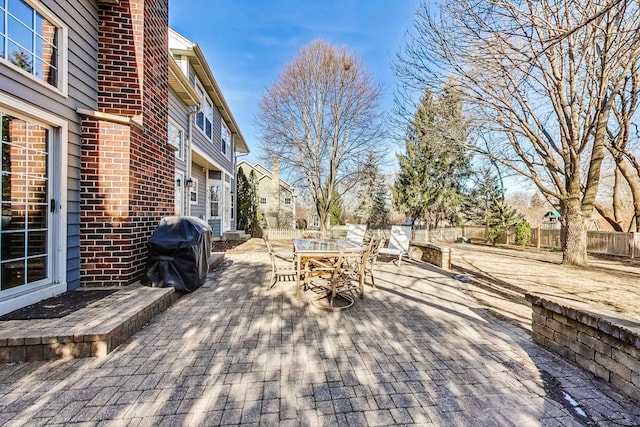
[631, 232, 638, 259]
[536, 227, 541, 249]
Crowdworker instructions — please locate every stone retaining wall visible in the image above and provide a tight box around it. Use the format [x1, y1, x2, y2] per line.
[410, 242, 451, 269]
[526, 293, 640, 404]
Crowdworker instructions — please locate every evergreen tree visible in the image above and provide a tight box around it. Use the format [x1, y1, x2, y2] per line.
[355, 153, 389, 225]
[236, 167, 252, 232]
[236, 168, 263, 233]
[392, 83, 471, 227]
[464, 165, 521, 244]
[10, 50, 32, 73]
[329, 192, 345, 226]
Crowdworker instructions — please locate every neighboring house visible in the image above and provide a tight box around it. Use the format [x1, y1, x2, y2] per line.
[0, 0, 247, 316]
[542, 210, 561, 230]
[238, 159, 296, 229]
[168, 29, 249, 238]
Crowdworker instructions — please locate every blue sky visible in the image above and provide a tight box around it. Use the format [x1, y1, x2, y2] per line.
[169, 0, 417, 165]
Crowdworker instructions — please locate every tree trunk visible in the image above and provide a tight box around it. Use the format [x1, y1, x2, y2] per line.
[614, 156, 640, 232]
[561, 202, 588, 266]
[318, 210, 329, 236]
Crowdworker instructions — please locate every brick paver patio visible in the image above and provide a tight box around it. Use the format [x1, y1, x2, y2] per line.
[0, 239, 638, 425]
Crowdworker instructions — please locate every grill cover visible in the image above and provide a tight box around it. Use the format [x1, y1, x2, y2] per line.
[144, 216, 212, 292]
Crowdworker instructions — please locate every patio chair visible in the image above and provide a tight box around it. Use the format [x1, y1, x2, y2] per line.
[345, 223, 367, 246]
[364, 238, 385, 287]
[378, 225, 412, 266]
[265, 237, 297, 289]
[305, 244, 371, 309]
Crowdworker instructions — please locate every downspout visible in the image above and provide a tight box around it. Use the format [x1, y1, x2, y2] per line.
[186, 104, 200, 216]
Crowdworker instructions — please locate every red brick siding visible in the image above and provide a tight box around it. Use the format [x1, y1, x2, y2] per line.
[80, 0, 172, 287]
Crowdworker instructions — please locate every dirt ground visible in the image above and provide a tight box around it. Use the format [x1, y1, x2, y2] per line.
[448, 243, 640, 330]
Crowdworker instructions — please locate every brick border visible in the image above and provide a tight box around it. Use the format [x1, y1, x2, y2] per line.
[0, 286, 178, 362]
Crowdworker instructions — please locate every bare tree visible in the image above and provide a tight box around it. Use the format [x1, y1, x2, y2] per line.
[257, 40, 385, 233]
[395, 0, 640, 266]
[601, 63, 640, 232]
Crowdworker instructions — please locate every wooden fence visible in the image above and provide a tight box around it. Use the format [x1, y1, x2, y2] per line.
[263, 225, 640, 258]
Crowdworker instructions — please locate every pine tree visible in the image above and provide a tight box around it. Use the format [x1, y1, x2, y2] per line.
[354, 153, 389, 225]
[392, 83, 471, 227]
[10, 49, 32, 73]
[236, 168, 263, 233]
[236, 167, 252, 232]
[464, 165, 521, 244]
[329, 192, 344, 226]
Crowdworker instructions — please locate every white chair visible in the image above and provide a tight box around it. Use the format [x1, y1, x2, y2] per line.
[346, 224, 367, 246]
[379, 225, 412, 266]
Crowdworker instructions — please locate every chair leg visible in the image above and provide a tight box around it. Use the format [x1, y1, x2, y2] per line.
[269, 267, 277, 289]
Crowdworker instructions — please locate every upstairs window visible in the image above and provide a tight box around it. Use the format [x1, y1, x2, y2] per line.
[194, 79, 213, 139]
[284, 197, 292, 205]
[260, 197, 266, 205]
[221, 120, 232, 158]
[1, 0, 63, 89]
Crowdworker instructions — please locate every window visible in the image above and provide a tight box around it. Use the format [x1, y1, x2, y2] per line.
[1, 0, 63, 89]
[194, 79, 213, 139]
[260, 197, 266, 205]
[311, 215, 319, 228]
[209, 185, 219, 218]
[221, 120, 232, 158]
[1, 110, 50, 290]
[284, 197, 291, 205]
[168, 120, 183, 160]
[189, 177, 198, 204]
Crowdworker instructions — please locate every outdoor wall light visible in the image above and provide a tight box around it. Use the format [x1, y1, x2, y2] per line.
[185, 178, 194, 187]
[176, 178, 181, 186]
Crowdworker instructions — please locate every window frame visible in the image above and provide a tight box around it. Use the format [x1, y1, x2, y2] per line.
[209, 184, 220, 218]
[221, 120, 232, 159]
[0, 91, 68, 312]
[194, 78, 213, 140]
[167, 119, 184, 160]
[259, 197, 266, 205]
[0, 0, 68, 94]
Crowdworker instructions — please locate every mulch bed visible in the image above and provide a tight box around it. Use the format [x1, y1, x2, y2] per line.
[0, 289, 118, 321]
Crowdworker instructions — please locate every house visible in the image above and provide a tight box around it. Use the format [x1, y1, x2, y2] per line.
[168, 29, 249, 239]
[542, 210, 561, 230]
[238, 159, 296, 229]
[0, 0, 246, 316]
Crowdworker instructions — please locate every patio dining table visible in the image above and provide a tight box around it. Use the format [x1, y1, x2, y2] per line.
[292, 238, 359, 298]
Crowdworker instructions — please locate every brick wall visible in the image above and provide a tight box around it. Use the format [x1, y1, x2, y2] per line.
[410, 242, 451, 269]
[80, 0, 172, 287]
[526, 293, 640, 404]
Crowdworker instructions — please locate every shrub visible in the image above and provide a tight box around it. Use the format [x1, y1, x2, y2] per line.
[515, 220, 531, 246]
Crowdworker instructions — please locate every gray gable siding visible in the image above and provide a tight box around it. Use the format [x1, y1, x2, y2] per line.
[0, 0, 100, 291]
